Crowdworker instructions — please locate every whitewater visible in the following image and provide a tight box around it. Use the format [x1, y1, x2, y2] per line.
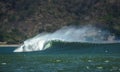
[14, 25, 120, 52]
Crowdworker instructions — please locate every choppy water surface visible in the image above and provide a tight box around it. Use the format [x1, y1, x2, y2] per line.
[0, 53, 120, 72]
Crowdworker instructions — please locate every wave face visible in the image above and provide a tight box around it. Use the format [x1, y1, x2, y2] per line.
[14, 26, 120, 52]
[40, 40, 120, 54]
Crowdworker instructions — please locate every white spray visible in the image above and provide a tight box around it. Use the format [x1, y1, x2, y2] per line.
[14, 25, 118, 52]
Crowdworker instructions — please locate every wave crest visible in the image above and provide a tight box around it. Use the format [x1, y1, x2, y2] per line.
[14, 26, 120, 52]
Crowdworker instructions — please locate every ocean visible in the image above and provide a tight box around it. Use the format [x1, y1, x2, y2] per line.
[0, 41, 120, 72]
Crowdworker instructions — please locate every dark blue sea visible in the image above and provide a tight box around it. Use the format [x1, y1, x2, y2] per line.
[0, 42, 120, 72]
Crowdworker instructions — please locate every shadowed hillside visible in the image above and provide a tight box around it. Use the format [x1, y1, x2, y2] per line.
[0, 0, 120, 44]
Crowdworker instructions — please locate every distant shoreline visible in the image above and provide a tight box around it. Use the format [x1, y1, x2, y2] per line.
[0, 44, 21, 47]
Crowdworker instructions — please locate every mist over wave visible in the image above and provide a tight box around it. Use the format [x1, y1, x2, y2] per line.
[14, 25, 119, 52]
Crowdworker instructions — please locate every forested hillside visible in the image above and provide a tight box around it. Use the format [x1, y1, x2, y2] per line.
[0, 0, 120, 44]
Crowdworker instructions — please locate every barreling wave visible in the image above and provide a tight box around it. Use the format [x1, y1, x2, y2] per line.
[14, 40, 120, 54]
[14, 25, 120, 52]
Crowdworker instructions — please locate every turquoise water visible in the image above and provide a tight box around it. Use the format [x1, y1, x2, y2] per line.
[0, 42, 120, 72]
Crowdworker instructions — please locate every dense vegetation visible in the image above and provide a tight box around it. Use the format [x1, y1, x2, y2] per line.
[0, 0, 120, 44]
